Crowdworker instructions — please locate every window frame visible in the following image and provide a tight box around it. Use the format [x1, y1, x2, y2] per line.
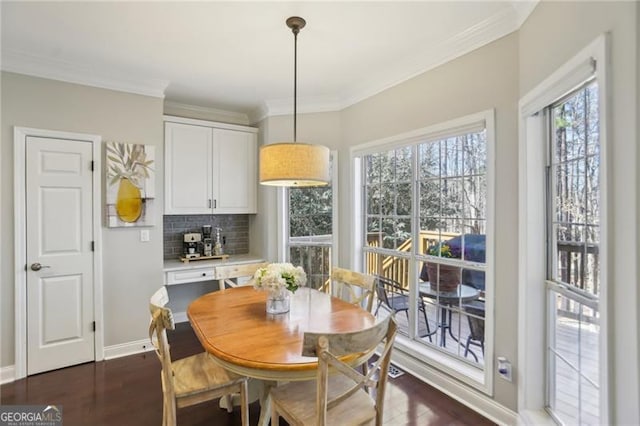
[518, 35, 609, 425]
[351, 110, 495, 393]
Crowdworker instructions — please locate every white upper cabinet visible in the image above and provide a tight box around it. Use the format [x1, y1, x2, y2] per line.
[164, 117, 258, 215]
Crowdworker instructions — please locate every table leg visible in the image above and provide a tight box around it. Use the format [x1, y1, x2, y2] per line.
[439, 306, 448, 347]
[257, 380, 277, 426]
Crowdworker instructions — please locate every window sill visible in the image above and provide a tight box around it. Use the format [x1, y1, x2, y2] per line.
[393, 333, 490, 395]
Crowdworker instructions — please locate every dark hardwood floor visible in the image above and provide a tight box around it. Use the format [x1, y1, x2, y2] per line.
[1, 323, 495, 425]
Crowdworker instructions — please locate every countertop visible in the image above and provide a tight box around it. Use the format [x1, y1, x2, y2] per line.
[163, 253, 266, 272]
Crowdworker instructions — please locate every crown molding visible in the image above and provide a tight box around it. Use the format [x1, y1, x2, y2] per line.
[164, 101, 250, 125]
[251, 95, 343, 123]
[260, 1, 537, 118]
[338, 4, 524, 109]
[2, 49, 168, 98]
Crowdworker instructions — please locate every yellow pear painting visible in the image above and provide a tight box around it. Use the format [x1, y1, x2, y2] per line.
[106, 142, 155, 227]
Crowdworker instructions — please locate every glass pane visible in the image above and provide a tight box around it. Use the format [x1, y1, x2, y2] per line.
[441, 137, 463, 177]
[311, 214, 332, 236]
[549, 291, 601, 425]
[289, 246, 331, 291]
[556, 224, 585, 288]
[554, 95, 586, 162]
[395, 146, 412, 182]
[396, 183, 412, 216]
[552, 354, 580, 425]
[441, 177, 464, 218]
[381, 217, 395, 249]
[418, 141, 440, 179]
[367, 185, 381, 215]
[585, 155, 600, 226]
[459, 232, 486, 264]
[461, 268, 485, 291]
[463, 176, 486, 220]
[369, 252, 410, 337]
[584, 225, 600, 297]
[380, 183, 395, 215]
[419, 180, 440, 217]
[365, 153, 381, 184]
[585, 84, 599, 157]
[366, 217, 381, 248]
[463, 131, 487, 175]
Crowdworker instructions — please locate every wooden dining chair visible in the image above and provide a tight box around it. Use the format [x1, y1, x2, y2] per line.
[148, 287, 249, 426]
[213, 261, 268, 291]
[322, 267, 376, 313]
[270, 315, 397, 426]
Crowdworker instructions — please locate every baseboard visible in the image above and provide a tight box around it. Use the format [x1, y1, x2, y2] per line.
[1, 365, 15, 384]
[103, 338, 155, 360]
[392, 350, 518, 426]
[173, 311, 188, 324]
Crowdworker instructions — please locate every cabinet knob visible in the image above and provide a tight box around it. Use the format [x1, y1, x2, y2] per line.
[202, 272, 206, 276]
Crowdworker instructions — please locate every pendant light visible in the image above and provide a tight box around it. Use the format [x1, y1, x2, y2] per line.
[259, 16, 330, 187]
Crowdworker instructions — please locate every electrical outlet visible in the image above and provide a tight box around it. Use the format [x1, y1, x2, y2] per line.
[140, 229, 150, 242]
[497, 357, 512, 382]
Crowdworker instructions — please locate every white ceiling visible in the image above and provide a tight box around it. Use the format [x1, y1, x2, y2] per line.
[1, 1, 537, 121]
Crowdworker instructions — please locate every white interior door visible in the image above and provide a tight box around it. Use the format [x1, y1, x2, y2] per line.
[26, 136, 95, 375]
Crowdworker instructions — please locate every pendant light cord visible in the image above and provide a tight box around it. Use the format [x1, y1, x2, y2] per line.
[292, 25, 299, 142]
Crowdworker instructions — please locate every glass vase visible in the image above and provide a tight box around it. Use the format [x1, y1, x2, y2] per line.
[266, 286, 290, 314]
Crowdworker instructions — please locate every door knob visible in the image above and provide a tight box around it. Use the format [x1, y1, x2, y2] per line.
[30, 263, 51, 271]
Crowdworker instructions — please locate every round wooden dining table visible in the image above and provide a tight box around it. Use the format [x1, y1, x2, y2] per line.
[187, 285, 376, 426]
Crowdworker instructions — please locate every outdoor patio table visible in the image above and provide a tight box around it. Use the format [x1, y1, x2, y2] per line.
[419, 282, 480, 347]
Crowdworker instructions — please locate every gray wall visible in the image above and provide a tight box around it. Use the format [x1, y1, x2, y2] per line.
[519, 1, 639, 422]
[1, 72, 164, 365]
[341, 32, 520, 410]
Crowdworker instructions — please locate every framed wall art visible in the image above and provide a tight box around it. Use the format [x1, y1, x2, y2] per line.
[106, 141, 155, 227]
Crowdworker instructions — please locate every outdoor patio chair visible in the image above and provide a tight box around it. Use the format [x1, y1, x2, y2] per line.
[375, 275, 432, 342]
[462, 300, 485, 362]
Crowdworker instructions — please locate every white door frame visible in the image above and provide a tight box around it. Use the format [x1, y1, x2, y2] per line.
[14, 127, 104, 379]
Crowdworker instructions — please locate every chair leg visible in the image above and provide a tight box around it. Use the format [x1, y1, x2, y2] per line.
[271, 404, 280, 426]
[419, 300, 432, 343]
[224, 394, 233, 413]
[239, 380, 249, 426]
[463, 336, 479, 362]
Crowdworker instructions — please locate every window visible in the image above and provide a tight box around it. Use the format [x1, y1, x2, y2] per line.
[518, 35, 608, 424]
[546, 82, 601, 425]
[285, 153, 336, 290]
[356, 111, 494, 386]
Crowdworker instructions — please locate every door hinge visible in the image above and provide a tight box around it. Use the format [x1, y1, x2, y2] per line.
[91, 241, 95, 252]
[90, 160, 95, 171]
[92, 321, 96, 332]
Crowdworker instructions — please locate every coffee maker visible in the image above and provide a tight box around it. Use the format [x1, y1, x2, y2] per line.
[202, 225, 213, 257]
[183, 233, 202, 259]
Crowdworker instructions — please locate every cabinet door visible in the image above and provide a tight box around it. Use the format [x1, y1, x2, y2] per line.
[212, 128, 257, 214]
[165, 122, 213, 214]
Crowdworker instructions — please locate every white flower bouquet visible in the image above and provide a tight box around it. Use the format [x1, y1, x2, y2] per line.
[253, 263, 307, 293]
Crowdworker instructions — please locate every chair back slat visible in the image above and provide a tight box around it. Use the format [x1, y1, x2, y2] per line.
[213, 262, 269, 290]
[301, 315, 397, 425]
[330, 267, 376, 312]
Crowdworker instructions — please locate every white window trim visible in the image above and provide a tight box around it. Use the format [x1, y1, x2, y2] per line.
[350, 109, 495, 394]
[517, 34, 609, 424]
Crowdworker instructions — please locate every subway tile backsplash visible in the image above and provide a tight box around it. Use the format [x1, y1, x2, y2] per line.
[163, 214, 249, 259]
